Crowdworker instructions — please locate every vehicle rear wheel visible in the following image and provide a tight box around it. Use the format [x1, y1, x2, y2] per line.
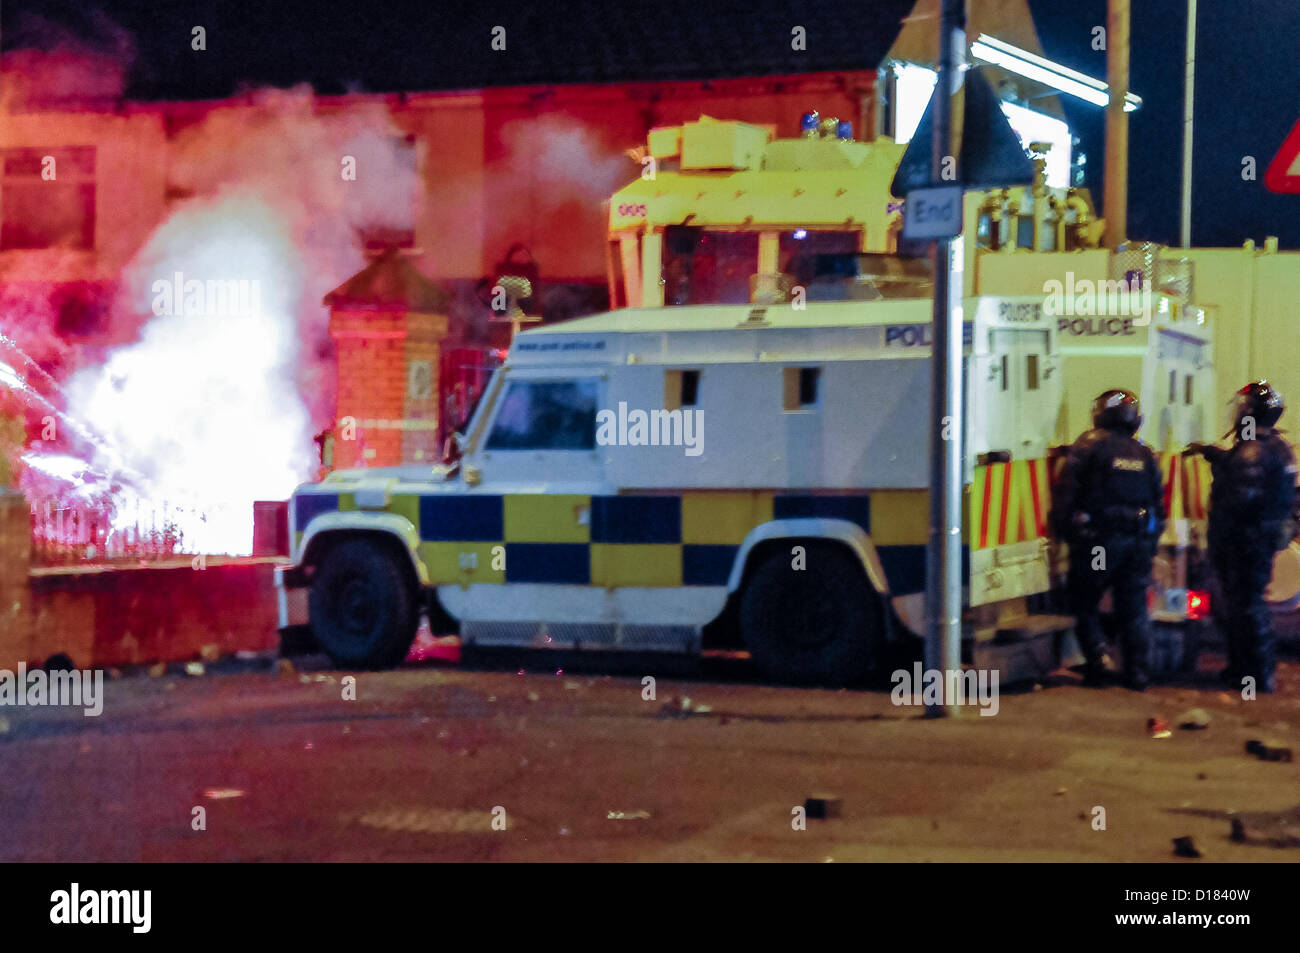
[739, 542, 881, 686]
[309, 538, 419, 669]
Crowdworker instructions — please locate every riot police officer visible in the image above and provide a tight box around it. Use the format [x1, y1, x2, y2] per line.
[1184, 381, 1297, 694]
[1052, 390, 1166, 690]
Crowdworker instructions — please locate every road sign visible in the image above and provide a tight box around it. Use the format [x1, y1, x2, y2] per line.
[1265, 119, 1300, 194]
[889, 66, 1037, 198]
[902, 185, 963, 240]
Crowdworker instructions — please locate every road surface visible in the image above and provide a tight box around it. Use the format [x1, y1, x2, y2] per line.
[1, 651, 1297, 861]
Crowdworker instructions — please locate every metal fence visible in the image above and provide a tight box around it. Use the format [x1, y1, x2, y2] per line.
[28, 498, 197, 566]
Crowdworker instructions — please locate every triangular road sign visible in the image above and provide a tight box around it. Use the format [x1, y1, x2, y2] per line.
[889, 66, 1037, 198]
[1265, 119, 1300, 194]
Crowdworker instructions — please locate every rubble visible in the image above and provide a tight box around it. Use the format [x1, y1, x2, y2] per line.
[1246, 740, 1294, 762]
[1147, 717, 1171, 739]
[1229, 806, 1300, 847]
[804, 795, 842, 819]
[1177, 708, 1211, 730]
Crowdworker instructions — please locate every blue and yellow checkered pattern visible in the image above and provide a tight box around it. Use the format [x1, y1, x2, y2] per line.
[294, 490, 946, 594]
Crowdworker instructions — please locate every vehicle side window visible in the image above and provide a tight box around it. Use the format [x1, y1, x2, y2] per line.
[485, 379, 598, 450]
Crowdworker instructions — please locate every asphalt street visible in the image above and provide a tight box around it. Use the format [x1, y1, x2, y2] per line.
[1, 651, 1298, 861]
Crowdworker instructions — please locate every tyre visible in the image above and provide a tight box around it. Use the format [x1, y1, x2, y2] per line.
[738, 541, 881, 686]
[309, 538, 419, 669]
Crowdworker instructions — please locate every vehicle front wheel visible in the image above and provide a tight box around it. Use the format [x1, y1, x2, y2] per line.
[739, 542, 881, 686]
[309, 538, 419, 669]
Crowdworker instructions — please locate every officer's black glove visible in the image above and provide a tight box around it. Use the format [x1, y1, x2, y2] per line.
[1181, 442, 1206, 458]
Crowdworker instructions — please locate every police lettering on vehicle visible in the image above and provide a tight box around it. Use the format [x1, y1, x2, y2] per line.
[884, 323, 976, 347]
[1058, 317, 1136, 337]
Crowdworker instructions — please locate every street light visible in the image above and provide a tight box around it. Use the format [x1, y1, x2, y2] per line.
[969, 34, 1141, 112]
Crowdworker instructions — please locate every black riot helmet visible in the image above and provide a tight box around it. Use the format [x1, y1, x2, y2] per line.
[1233, 380, 1284, 430]
[1092, 389, 1142, 435]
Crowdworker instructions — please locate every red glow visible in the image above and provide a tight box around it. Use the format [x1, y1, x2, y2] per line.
[1187, 590, 1210, 620]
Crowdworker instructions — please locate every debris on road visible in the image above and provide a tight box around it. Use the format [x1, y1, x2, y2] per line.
[275, 658, 296, 679]
[607, 810, 651, 820]
[184, 661, 205, 677]
[202, 788, 245, 800]
[405, 632, 460, 664]
[1148, 717, 1171, 739]
[657, 694, 716, 719]
[1177, 708, 1211, 730]
[1246, 740, 1294, 762]
[358, 808, 494, 834]
[1172, 836, 1201, 858]
[148, 662, 167, 678]
[804, 795, 842, 819]
[1229, 806, 1300, 847]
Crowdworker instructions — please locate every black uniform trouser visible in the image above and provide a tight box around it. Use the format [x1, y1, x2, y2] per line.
[1210, 533, 1277, 691]
[1067, 533, 1154, 678]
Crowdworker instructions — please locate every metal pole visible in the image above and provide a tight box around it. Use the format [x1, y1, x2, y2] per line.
[1180, 0, 1197, 248]
[1103, 0, 1130, 248]
[925, 0, 966, 716]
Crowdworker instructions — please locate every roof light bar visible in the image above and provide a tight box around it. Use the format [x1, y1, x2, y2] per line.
[970, 33, 1141, 112]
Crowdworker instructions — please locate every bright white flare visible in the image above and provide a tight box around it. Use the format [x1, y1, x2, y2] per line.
[66, 196, 312, 554]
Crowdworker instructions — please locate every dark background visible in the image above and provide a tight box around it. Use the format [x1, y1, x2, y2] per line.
[2, 0, 1298, 248]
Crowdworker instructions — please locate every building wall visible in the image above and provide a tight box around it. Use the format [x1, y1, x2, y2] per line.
[0, 110, 169, 282]
[1, 72, 880, 293]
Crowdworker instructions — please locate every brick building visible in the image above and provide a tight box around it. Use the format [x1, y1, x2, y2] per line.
[323, 248, 453, 468]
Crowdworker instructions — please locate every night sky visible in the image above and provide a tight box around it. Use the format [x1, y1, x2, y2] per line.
[1029, 0, 1300, 248]
[2, 0, 1298, 248]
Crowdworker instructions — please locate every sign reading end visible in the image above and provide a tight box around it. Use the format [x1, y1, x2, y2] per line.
[902, 185, 963, 240]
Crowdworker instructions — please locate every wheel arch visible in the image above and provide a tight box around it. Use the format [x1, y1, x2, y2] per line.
[299, 512, 429, 590]
[726, 518, 892, 597]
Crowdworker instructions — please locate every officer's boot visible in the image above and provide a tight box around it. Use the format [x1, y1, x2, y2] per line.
[1120, 621, 1152, 692]
[1244, 600, 1277, 695]
[1214, 557, 1247, 688]
[1220, 633, 1245, 689]
[1074, 609, 1111, 686]
[1115, 560, 1153, 691]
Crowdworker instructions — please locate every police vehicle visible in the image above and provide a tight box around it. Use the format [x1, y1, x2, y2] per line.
[277, 293, 1069, 682]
